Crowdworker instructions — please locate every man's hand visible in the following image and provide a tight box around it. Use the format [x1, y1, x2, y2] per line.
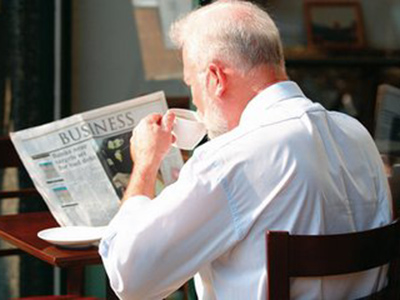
[121, 111, 176, 202]
[130, 112, 175, 171]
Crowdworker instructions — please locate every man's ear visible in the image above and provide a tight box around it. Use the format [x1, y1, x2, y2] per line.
[206, 63, 227, 97]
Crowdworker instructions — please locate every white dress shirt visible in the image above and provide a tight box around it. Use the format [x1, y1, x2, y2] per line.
[99, 81, 392, 300]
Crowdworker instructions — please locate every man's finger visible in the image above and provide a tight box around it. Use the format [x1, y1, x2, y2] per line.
[146, 113, 163, 125]
[171, 133, 177, 144]
[162, 111, 176, 132]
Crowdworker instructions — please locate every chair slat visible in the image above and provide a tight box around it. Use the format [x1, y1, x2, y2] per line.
[288, 221, 400, 276]
[0, 136, 23, 168]
[267, 231, 290, 300]
[0, 248, 24, 257]
[0, 188, 40, 199]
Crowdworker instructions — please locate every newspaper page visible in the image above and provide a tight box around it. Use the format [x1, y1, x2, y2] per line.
[374, 84, 400, 155]
[10, 91, 184, 227]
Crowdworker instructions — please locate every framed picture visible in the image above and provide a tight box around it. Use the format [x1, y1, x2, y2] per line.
[304, 0, 365, 50]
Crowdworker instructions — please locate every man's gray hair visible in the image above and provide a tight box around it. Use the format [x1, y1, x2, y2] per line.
[169, 0, 285, 74]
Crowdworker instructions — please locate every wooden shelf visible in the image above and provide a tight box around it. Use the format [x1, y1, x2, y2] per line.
[284, 47, 400, 67]
[286, 56, 400, 67]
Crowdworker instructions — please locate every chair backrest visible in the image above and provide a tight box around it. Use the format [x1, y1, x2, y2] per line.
[0, 135, 40, 200]
[0, 135, 41, 257]
[266, 219, 400, 300]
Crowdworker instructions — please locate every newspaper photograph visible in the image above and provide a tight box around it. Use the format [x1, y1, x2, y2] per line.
[10, 91, 184, 227]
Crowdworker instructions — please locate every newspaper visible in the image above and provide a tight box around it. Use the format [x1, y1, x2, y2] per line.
[374, 84, 400, 155]
[10, 91, 184, 227]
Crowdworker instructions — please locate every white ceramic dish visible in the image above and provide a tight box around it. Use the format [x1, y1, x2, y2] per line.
[38, 226, 107, 248]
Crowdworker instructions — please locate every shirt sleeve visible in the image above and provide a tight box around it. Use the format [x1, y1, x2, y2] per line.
[98, 150, 239, 300]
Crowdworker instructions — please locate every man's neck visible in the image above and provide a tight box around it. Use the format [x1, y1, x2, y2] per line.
[221, 64, 288, 131]
[249, 65, 288, 95]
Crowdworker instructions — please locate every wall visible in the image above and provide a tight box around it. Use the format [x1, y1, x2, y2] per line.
[72, 0, 189, 113]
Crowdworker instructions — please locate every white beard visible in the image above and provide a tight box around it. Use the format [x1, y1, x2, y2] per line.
[198, 88, 229, 140]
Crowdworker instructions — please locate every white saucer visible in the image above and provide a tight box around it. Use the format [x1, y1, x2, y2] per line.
[38, 226, 107, 248]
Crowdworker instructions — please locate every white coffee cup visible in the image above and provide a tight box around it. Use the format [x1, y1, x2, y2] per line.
[170, 108, 206, 150]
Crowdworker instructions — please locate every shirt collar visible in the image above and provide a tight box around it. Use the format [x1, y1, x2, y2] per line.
[240, 81, 306, 126]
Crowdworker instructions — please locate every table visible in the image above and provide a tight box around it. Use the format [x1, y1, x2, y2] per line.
[0, 211, 102, 296]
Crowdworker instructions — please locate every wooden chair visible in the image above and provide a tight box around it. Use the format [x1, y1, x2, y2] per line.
[0, 135, 99, 299]
[266, 219, 400, 300]
[0, 135, 41, 256]
[0, 136, 40, 204]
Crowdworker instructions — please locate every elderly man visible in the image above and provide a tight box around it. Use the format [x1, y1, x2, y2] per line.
[99, 1, 392, 299]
